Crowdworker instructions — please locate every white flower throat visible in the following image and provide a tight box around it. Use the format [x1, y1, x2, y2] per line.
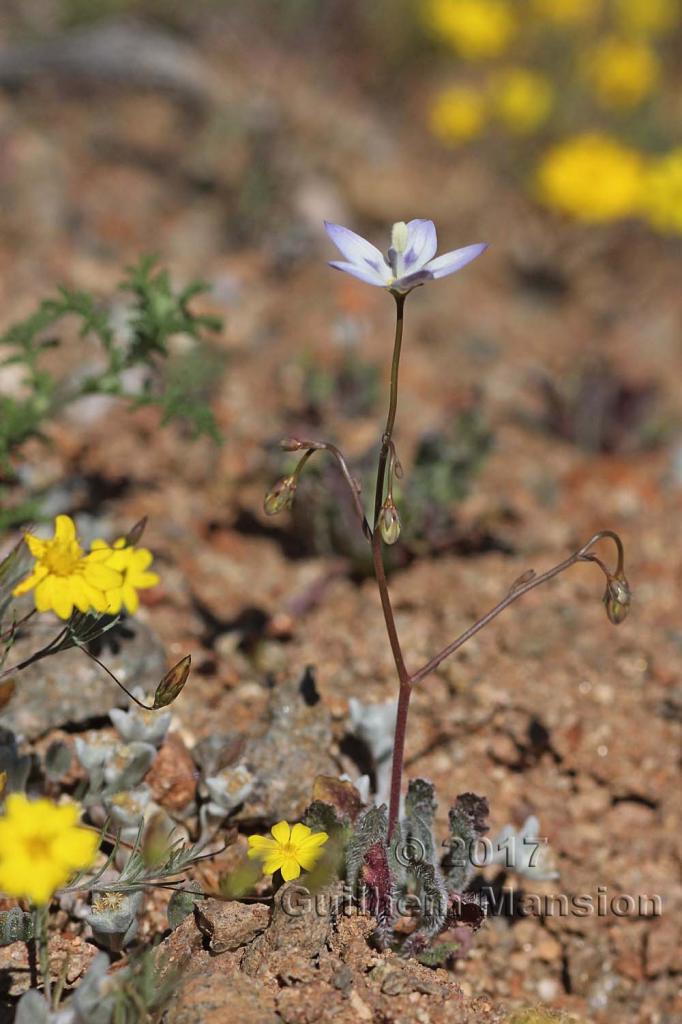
[390, 221, 409, 253]
[387, 220, 409, 279]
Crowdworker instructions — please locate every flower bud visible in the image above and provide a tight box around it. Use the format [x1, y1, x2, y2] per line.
[142, 809, 173, 867]
[378, 500, 401, 545]
[264, 476, 297, 516]
[124, 516, 148, 547]
[279, 438, 305, 452]
[603, 572, 631, 625]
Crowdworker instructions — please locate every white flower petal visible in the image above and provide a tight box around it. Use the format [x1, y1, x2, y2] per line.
[328, 260, 389, 287]
[403, 219, 437, 272]
[424, 243, 488, 279]
[324, 221, 388, 275]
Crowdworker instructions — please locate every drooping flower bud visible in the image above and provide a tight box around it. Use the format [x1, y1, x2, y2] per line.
[603, 572, 631, 625]
[378, 499, 401, 545]
[279, 438, 306, 452]
[264, 476, 297, 516]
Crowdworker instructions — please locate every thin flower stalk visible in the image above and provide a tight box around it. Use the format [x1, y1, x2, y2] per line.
[267, 218, 628, 843]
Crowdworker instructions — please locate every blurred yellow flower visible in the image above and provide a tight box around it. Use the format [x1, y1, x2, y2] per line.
[424, 0, 516, 59]
[640, 149, 682, 234]
[91, 537, 160, 615]
[13, 514, 123, 620]
[429, 85, 487, 144]
[491, 68, 553, 134]
[0, 794, 98, 905]
[537, 133, 645, 222]
[532, 0, 601, 25]
[586, 36, 659, 108]
[614, 0, 679, 37]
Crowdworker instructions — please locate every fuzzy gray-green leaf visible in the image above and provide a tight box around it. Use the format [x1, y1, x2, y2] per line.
[0, 907, 34, 945]
[345, 805, 388, 891]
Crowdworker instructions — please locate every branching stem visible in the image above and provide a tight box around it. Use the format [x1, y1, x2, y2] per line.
[410, 530, 625, 685]
[274, 297, 627, 845]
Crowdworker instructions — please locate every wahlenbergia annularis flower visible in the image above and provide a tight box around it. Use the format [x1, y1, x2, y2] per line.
[324, 218, 487, 294]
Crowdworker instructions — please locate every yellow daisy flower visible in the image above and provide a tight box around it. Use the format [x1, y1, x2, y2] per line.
[90, 538, 160, 615]
[429, 85, 487, 145]
[424, 0, 516, 60]
[536, 133, 645, 222]
[12, 515, 123, 620]
[490, 67, 554, 134]
[614, 0, 679, 37]
[247, 820, 329, 881]
[585, 36, 659, 109]
[0, 793, 99, 905]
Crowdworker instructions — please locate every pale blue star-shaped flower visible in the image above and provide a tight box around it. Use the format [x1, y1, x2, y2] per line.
[325, 219, 487, 294]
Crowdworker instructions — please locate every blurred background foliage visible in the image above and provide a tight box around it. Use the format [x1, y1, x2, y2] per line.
[2, 0, 679, 233]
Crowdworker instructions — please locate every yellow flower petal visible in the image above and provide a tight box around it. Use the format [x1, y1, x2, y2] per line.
[45, 800, 80, 829]
[298, 831, 329, 851]
[82, 582, 108, 613]
[290, 823, 312, 844]
[0, 858, 62, 905]
[103, 548, 130, 572]
[262, 854, 286, 875]
[70, 575, 93, 613]
[52, 827, 99, 868]
[24, 533, 47, 558]
[34, 576, 56, 613]
[88, 543, 114, 562]
[132, 572, 160, 589]
[270, 821, 291, 845]
[54, 515, 77, 543]
[280, 857, 302, 881]
[51, 580, 74, 620]
[122, 584, 139, 615]
[132, 549, 154, 572]
[104, 588, 123, 615]
[13, 566, 48, 596]
[296, 848, 326, 872]
[83, 562, 123, 590]
[248, 835, 280, 852]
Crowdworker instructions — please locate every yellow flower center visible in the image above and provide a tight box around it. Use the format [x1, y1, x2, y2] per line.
[25, 835, 53, 859]
[42, 538, 84, 576]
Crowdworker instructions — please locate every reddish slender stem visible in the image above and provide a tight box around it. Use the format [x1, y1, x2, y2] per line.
[387, 682, 411, 838]
[371, 293, 411, 838]
[371, 531, 409, 686]
[409, 530, 625, 686]
[291, 440, 372, 540]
